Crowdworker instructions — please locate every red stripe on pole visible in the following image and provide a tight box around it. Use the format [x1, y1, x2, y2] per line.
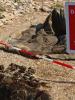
[0, 40, 75, 70]
[19, 49, 36, 57]
[53, 60, 74, 69]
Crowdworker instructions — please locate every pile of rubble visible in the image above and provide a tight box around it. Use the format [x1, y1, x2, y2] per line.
[0, 63, 50, 100]
[12, 8, 66, 54]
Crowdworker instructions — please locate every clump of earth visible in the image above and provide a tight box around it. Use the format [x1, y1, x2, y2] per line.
[0, 63, 51, 100]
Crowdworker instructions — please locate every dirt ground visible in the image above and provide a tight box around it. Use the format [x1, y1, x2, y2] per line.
[0, 1, 75, 100]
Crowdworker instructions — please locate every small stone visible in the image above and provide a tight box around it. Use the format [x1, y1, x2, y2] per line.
[3, 77, 13, 84]
[0, 20, 3, 26]
[18, 65, 26, 73]
[52, 45, 66, 53]
[9, 63, 19, 71]
[27, 67, 35, 75]
[40, 6, 50, 13]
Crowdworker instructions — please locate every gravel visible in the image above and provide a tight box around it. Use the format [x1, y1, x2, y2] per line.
[0, 49, 75, 99]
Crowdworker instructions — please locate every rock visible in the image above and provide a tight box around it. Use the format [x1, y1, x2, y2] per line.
[31, 23, 43, 33]
[8, 63, 20, 71]
[0, 12, 14, 25]
[52, 45, 66, 53]
[3, 77, 13, 84]
[36, 29, 58, 45]
[33, 2, 41, 11]
[14, 27, 58, 53]
[9, 63, 26, 73]
[2, 12, 14, 20]
[27, 78, 40, 88]
[28, 67, 35, 75]
[0, 20, 3, 26]
[19, 27, 36, 42]
[18, 65, 26, 73]
[0, 13, 5, 19]
[40, 6, 51, 13]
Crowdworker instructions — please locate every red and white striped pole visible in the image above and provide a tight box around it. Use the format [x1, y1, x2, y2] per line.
[0, 40, 75, 69]
[36, 55, 75, 69]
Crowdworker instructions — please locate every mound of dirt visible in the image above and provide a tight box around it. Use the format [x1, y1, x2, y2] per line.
[16, 28, 58, 53]
[0, 63, 51, 100]
[9, 8, 66, 54]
